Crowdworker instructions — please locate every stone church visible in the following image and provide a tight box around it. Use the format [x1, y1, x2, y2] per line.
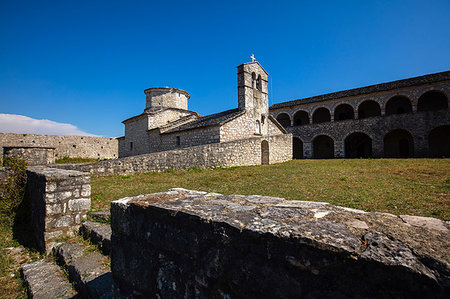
[118, 61, 289, 160]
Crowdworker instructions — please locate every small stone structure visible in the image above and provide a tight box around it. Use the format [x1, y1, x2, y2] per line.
[3, 146, 55, 165]
[54, 134, 292, 176]
[119, 60, 291, 163]
[111, 188, 449, 298]
[26, 167, 91, 253]
[0, 133, 118, 163]
[270, 70, 450, 158]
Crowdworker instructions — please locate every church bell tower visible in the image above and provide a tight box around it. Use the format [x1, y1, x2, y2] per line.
[237, 56, 269, 134]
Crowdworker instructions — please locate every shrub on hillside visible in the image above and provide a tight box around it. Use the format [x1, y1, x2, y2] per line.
[0, 156, 27, 224]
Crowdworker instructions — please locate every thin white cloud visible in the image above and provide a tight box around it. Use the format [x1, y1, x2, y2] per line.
[0, 114, 98, 136]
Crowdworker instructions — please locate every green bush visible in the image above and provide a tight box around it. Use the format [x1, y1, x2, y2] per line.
[0, 156, 27, 224]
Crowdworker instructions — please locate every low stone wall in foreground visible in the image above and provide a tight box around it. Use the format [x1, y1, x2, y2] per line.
[111, 188, 449, 298]
[53, 134, 292, 176]
[27, 167, 91, 253]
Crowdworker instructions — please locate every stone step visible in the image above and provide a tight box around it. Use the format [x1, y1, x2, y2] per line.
[55, 242, 113, 298]
[89, 211, 111, 222]
[22, 259, 78, 299]
[79, 221, 112, 255]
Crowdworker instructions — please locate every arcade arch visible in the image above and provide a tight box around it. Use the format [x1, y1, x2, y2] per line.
[293, 110, 309, 126]
[276, 113, 291, 128]
[334, 104, 354, 121]
[313, 135, 334, 158]
[344, 132, 372, 158]
[417, 91, 448, 112]
[358, 100, 381, 119]
[385, 96, 412, 115]
[428, 125, 450, 157]
[384, 129, 414, 158]
[312, 108, 331, 124]
[293, 137, 303, 159]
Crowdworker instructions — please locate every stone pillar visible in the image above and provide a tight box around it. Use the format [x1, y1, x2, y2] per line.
[334, 140, 344, 158]
[304, 142, 313, 158]
[27, 167, 91, 253]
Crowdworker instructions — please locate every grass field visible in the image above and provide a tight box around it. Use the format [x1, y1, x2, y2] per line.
[1, 158, 449, 298]
[91, 158, 450, 221]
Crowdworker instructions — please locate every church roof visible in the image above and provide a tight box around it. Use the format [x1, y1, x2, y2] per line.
[162, 108, 245, 134]
[270, 70, 450, 110]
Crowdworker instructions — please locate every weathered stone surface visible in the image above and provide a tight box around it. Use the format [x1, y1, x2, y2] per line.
[56, 243, 113, 298]
[80, 221, 112, 255]
[400, 214, 449, 232]
[22, 260, 77, 299]
[90, 211, 111, 222]
[111, 189, 450, 298]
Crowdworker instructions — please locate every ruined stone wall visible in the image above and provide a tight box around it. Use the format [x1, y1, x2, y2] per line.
[53, 134, 292, 176]
[111, 188, 449, 298]
[3, 147, 55, 165]
[0, 133, 118, 161]
[26, 167, 91, 253]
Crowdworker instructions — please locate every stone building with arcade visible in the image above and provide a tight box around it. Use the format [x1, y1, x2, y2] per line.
[270, 70, 450, 159]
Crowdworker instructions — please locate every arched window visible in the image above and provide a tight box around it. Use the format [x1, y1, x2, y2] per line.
[293, 110, 309, 126]
[276, 113, 291, 128]
[251, 72, 256, 89]
[385, 96, 412, 115]
[255, 120, 261, 134]
[417, 91, 448, 112]
[256, 74, 262, 91]
[334, 104, 354, 121]
[312, 108, 331, 124]
[358, 100, 381, 119]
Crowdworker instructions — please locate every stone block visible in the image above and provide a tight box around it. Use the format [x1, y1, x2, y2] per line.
[68, 198, 91, 212]
[111, 189, 450, 298]
[27, 167, 91, 253]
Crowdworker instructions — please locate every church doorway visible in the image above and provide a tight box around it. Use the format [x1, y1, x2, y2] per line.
[261, 140, 269, 165]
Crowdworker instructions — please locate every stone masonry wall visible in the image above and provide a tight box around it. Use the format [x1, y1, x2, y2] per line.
[3, 146, 55, 165]
[291, 109, 449, 158]
[26, 167, 91, 253]
[53, 134, 292, 176]
[111, 188, 450, 298]
[0, 133, 118, 161]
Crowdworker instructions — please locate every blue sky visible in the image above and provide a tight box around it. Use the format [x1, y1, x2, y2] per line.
[1, 0, 449, 137]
